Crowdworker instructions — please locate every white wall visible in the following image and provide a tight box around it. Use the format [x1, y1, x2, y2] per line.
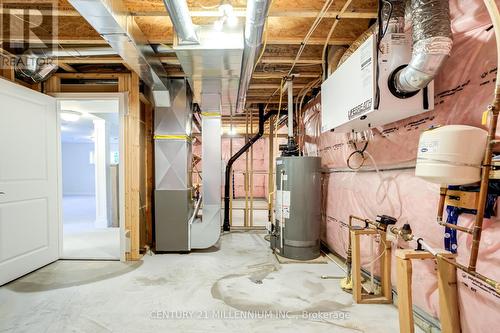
[62, 143, 95, 196]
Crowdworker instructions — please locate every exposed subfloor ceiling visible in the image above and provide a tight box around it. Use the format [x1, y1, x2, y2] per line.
[0, 0, 376, 125]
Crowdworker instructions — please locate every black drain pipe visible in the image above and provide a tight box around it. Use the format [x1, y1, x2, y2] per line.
[223, 104, 276, 231]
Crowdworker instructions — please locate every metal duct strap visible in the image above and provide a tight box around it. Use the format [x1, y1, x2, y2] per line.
[393, 0, 453, 95]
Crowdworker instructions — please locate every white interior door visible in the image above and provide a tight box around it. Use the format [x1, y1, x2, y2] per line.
[0, 78, 59, 285]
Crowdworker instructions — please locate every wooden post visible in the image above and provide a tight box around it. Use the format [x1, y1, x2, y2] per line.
[395, 249, 459, 333]
[0, 66, 15, 81]
[396, 256, 415, 333]
[119, 73, 141, 260]
[436, 256, 460, 333]
[44, 75, 61, 94]
[351, 229, 363, 303]
[381, 231, 392, 300]
[351, 228, 392, 304]
[144, 100, 154, 249]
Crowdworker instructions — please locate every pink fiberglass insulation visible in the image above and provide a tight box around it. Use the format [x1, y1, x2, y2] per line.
[302, 0, 500, 331]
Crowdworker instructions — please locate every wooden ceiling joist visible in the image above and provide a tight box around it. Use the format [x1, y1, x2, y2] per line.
[128, 8, 376, 19]
[248, 83, 309, 90]
[0, 7, 375, 19]
[252, 72, 320, 79]
[57, 63, 78, 73]
[3, 0, 375, 113]
[4, 38, 107, 45]
[56, 57, 124, 64]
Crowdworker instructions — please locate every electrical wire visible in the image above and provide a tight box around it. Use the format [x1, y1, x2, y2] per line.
[346, 140, 369, 170]
[321, 0, 354, 81]
[365, 230, 387, 267]
[373, 0, 393, 109]
[365, 229, 387, 294]
[380, 0, 394, 39]
[286, 0, 336, 76]
[263, 0, 336, 107]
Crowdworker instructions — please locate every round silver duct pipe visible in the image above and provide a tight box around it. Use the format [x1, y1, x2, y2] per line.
[162, 0, 199, 45]
[392, 0, 453, 95]
[236, 0, 272, 113]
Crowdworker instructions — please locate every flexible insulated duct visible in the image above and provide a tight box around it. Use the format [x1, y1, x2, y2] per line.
[392, 0, 453, 95]
[384, 0, 405, 34]
[235, 0, 272, 113]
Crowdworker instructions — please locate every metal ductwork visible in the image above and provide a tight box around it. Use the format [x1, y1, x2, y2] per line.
[235, 0, 272, 113]
[14, 51, 58, 82]
[172, 23, 244, 115]
[68, 0, 169, 91]
[161, 0, 244, 247]
[391, 0, 452, 95]
[162, 0, 199, 45]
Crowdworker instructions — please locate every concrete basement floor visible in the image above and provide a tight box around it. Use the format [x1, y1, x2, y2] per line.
[0, 232, 420, 333]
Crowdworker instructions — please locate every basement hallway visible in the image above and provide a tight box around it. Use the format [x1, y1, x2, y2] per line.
[0, 232, 415, 333]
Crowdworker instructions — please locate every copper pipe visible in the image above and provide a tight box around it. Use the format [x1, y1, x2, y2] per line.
[350, 214, 373, 225]
[438, 221, 473, 234]
[439, 254, 500, 294]
[469, 98, 499, 271]
[469, 0, 500, 271]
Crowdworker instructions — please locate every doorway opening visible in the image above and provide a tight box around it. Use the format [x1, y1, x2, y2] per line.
[59, 99, 121, 259]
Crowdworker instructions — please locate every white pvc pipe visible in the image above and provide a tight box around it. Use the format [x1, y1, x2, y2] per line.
[287, 80, 293, 138]
[189, 195, 202, 225]
[419, 239, 438, 256]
